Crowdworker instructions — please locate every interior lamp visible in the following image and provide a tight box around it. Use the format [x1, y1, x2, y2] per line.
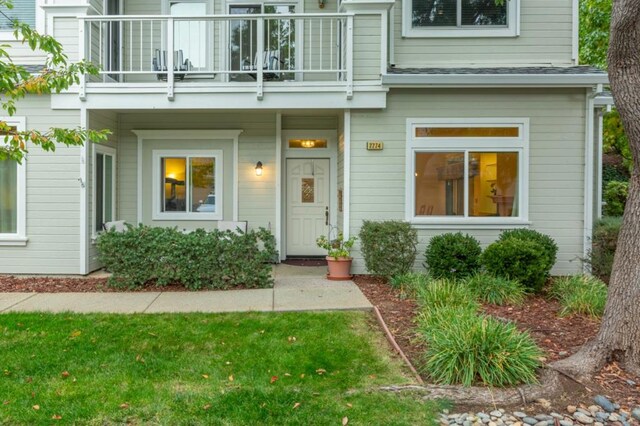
[301, 140, 316, 148]
[255, 161, 263, 176]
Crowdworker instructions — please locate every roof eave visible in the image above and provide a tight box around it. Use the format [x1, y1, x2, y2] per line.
[382, 73, 610, 87]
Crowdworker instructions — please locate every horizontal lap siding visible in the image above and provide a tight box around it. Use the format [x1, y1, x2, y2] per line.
[353, 14, 381, 81]
[349, 88, 586, 275]
[0, 97, 81, 274]
[393, 0, 574, 66]
[117, 111, 277, 233]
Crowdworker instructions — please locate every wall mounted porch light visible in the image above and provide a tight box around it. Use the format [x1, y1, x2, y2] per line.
[255, 161, 263, 176]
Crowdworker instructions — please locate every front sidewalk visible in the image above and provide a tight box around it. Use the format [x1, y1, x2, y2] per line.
[0, 265, 372, 314]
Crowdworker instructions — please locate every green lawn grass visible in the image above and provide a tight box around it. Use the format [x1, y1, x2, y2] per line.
[0, 311, 439, 425]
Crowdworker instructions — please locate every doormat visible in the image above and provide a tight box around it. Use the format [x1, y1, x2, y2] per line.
[282, 258, 328, 267]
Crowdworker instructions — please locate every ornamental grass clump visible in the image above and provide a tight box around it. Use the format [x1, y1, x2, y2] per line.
[389, 272, 430, 299]
[415, 278, 479, 317]
[463, 273, 527, 306]
[550, 275, 608, 318]
[419, 309, 543, 387]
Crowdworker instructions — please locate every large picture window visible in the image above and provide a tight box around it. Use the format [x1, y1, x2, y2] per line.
[0, 117, 26, 245]
[407, 119, 528, 225]
[403, 0, 518, 37]
[152, 150, 223, 220]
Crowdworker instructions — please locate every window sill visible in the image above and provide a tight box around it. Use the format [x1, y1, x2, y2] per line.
[403, 27, 517, 38]
[152, 213, 223, 221]
[409, 219, 531, 230]
[0, 236, 29, 246]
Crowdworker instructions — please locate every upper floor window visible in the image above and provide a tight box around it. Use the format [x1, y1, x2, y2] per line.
[0, 0, 36, 30]
[403, 0, 518, 38]
[0, 117, 27, 245]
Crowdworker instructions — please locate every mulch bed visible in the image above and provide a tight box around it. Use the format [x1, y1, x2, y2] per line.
[0, 276, 254, 293]
[353, 274, 640, 411]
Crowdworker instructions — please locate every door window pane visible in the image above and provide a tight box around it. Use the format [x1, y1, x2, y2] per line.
[301, 178, 315, 203]
[190, 157, 216, 213]
[162, 157, 187, 212]
[0, 160, 18, 233]
[171, 1, 207, 69]
[412, 0, 457, 27]
[468, 152, 518, 217]
[415, 152, 465, 216]
[264, 4, 296, 76]
[96, 153, 104, 231]
[230, 5, 261, 81]
[104, 155, 114, 223]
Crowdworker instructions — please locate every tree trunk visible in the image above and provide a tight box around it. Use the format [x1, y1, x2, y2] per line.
[553, 0, 640, 378]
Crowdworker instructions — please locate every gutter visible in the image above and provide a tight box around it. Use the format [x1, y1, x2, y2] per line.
[382, 73, 610, 87]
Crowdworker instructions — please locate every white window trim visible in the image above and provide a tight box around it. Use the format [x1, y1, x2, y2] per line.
[402, 0, 519, 38]
[92, 144, 117, 238]
[0, 116, 27, 246]
[405, 117, 529, 226]
[152, 149, 223, 221]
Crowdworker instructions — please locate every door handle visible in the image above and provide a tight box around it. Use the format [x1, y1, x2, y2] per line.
[325, 206, 329, 226]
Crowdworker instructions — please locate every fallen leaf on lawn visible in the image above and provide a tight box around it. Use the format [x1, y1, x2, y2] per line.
[228, 375, 234, 382]
[293, 402, 301, 409]
[2, 400, 9, 405]
[61, 371, 70, 378]
[52, 414, 62, 420]
[147, 332, 158, 337]
[225, 361, 231, 365]
[3, 370, 10, 376]
[135, 354, 145, 364]
[288, 336, 297, 342]
[284, 373, 291, 377]
[270, 376, 278, 384]
[300, 374, 305, 379]
[368, 374, 376, 379]
[342, 416, 349, 425]
[69, 330, 81, 339]
[260, 330, 265, 334]
[25, 377, 32, 383]
[346, 403, 353, 408]
[32, 405, 40, 410]
[120, 403, 129, 409]
[316, 369, 326, 375]
[203, 404, 211, 410]
[202, 374, 209, 379]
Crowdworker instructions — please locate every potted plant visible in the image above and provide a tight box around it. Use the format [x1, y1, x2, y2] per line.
[316, 232, 357, 280]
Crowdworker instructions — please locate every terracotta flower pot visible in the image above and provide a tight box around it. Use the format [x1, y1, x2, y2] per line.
[326, 256, 353, 281]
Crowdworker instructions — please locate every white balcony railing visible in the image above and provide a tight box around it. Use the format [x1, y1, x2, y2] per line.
[79, 14, 353, 99]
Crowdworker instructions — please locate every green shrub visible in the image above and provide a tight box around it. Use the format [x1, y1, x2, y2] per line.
[550, 275, 608, 318]
[498, 229, 558, 279]
[359, 221, 418, 278]
[480, 238, 550, 293]
[418, 308, 542, 387]
[97, 225, 277, 290]
[389, 272, 430, 299]
[588, 217, 622, 283]
[424, 232, 482, 279]
[415, 278, 478, 316]
[603, 180, 629, 217]
[463, 273, 526, 306]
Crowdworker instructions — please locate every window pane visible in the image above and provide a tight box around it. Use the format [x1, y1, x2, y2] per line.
[190, 157, 215, 213]
[162, 158, 187, 212]
[468, 152, 518, 217]
[415, 152, 465, 216]
[416, 127, 519, 138]
[288, 139, 328, 149]
[461, 0, 507, 26]
[96, 153, 104, 232]
[412, 0, 457, 27]
[301, 178, 315, 203]
[0, 160, 17, 233]
[104, 155, 114, 223]
[171, 2, 207, 69]
[0, 0, 36, 30]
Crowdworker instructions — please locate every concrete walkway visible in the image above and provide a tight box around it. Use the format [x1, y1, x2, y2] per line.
[0, 265, 372, 314]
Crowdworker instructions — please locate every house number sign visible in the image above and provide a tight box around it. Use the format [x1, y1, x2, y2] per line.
[366, 141, 384, 151]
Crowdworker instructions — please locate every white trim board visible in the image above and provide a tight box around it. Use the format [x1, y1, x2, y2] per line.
[0, 116, 28, 247]
[382, 74, 610, 87]
[132, 129, 243, 224]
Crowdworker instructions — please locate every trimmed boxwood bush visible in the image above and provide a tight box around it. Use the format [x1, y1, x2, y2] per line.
[480, 238, 550, 293]
[424, 232, 482, 279]
[97, 225, 277, 290]
[359, 220, 417, 278]
[498, 229, 558, 274]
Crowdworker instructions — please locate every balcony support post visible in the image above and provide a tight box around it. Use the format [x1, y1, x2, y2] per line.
[78, 18, 87, 101]
[167, 17, 175, 101]
[256, 18, 265, 100]
[346, 15, 354, 100]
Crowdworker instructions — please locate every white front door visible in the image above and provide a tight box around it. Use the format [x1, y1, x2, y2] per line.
[286, 158, 330, 256]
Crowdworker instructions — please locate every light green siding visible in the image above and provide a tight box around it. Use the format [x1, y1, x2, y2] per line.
[392, 0, 574, 67]
[353, 14, 381, 81]
[117, 111, 277, 233]
[52, 17, 79, 62]
[0, 97, 81, 274]
[349, 88, 587, 275]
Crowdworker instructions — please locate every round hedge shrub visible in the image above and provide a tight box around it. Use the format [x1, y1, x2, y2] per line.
[498, 229, 558, 274]
[424, 232, 482, 279]
[358, 220, 418, 278]
[480, 238, 550, 292]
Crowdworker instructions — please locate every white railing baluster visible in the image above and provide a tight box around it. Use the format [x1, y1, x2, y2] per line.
[150, 20, 154, 72]
[346, 15, 353, 98]
[256, 17, 264, 99]
[139, 20, 143, 71]
[129, 20, 133, 72]
[167, 17, 175, 99]
[330, 19, 333, 73]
